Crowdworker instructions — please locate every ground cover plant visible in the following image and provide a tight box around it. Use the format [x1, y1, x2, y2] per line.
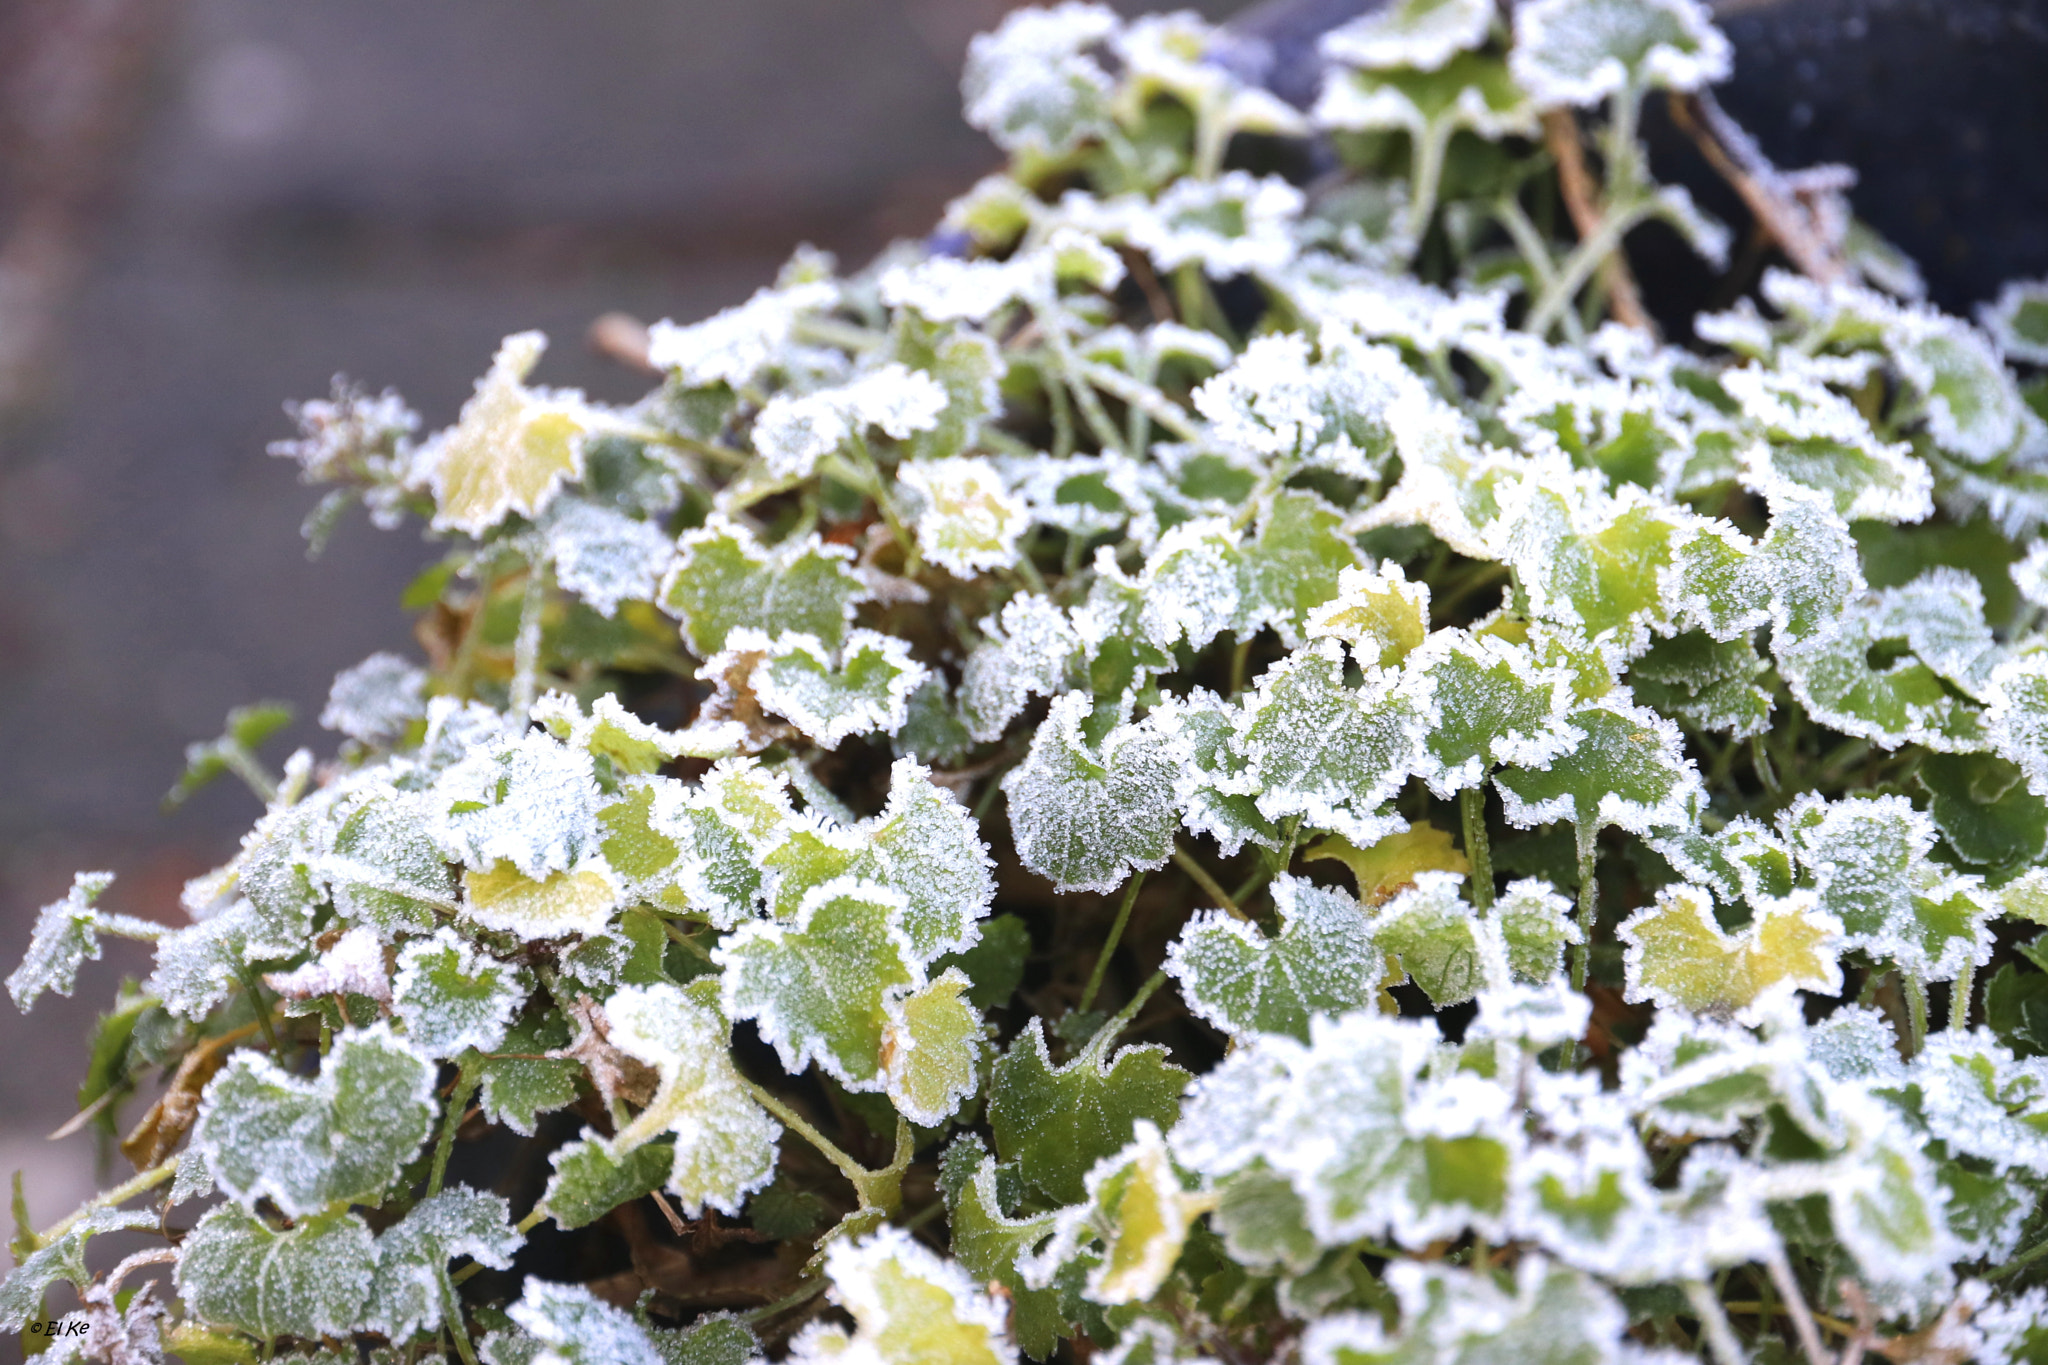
[14, 1, 2048, 1361]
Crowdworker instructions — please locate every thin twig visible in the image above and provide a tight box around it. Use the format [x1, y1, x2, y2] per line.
[1767, 1245, 1835, 1365]
[1540, 109, 1651, 333]
[1172, 843, 1246, 920]
[1081, 873, 1146, 1015]
[1668, 91, 1847, 285]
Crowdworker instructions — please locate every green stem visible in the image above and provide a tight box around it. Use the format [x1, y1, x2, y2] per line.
[234, 962, 284, 1056]
[1904, 973, 1929, 1057]
[1080, 361, 1202, 442]
[32, 1158, 179, 1248]
[1405, 120, 1454, 244]
[1949, 963, 1975, 1034]
[221, 747, 279, 805]
[1526, 199, 1656, 338]
[509, 561, 547, 717]
[1570, 825, 1598, 994]
[793, 316, 886, 354]
[429, 1064, 482, 1198]
[1081, 874, 1146, 1014]
[1083, 970, 1168, 1062]
[439, 1266, 482, 1365]
[744, 1084, 903, 1214]
[1989, 1234, 2048, 1282]
[1045, 361, 1076, 459]
[1172, 843, 1246, 920]
[1461, 787, 1495, 912]
[745, 1276, 830, 1324]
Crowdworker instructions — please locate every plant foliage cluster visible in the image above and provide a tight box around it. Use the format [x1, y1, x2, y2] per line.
[14, 1, 2048, 1362]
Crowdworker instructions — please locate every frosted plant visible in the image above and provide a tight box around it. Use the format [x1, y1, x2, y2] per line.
[14, 3, 2048, 1362]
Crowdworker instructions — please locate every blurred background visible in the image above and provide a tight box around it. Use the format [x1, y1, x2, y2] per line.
[0, 0, 2040, 1231]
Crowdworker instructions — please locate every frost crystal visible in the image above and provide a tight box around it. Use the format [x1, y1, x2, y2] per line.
[646, 280, 837, 389]
[897, 457, 1028, 578]
[321, 652, 428, 746]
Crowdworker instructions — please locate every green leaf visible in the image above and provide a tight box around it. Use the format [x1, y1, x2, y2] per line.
[729, 628, 927, 749]
[1026, 1121, 1204, 1307]
[1495, 700, 1700, 840]
[541, 1134, 676, 1230]
[1235, 491, 1364, 643]
[1917, 751, 2048, 869]
[475, 1010, 582, 1136]
[656, 1314, 763, 1365]
[941, 1138, 1065, 1359]
[1370, 871, 1503, 1008]
[177, 1205, 377, 1342]
[429, 729, 605, 884]
[1500, 483, 1687, 644]
[1617, 885, 1842, 1020]
[988, 1019, 1188, 1207]
[507, 1279, 666, 1365]
[0, 1208, 155, 1333]
[6, 872, 122, 1012]
[606, 983, 781, 1216]
[1004, 694, 1185, 895]
[1627, 631, 1773, 739]
[1319, 0, 1494, 71]
[1167, 688, 1285, 858]
[393, 927, 531, 1059]
[1785, 793, 1995, 982]
[1232, 639, 1428, 848]
[1509, 0, 1730, 106]
[192, 1023, 436, 1216]
[166, 702, 293, 808]
[1301, 1257, 1640, 1365]
[716, 880, 918, 1090]
[323, 789, 458, 936]
[1494, 878, 1581, 984]
[898, 457, 1028, 579]
[1411, 631, 1575, 795]
[1987, 961, 2048, 1059]
[1165, 875, 1381, 1040]
[882, 969, 984, 1126]
[462, 861, 620, 942]
[893, 315, 1004, 464]
[1209, 1165, 1320, 1274]
[934, 913, 1031, 1011]
[536, 691, 738, 774]
[1304, 562, 1430, 670]
[662, 516, 864, 657]
[364, 1187, 522, 1341]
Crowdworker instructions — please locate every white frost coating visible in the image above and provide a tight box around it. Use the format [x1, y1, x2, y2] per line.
[1991, 652, 2048, 800]
[1133, 519, 1242, 652]
[1304, 561, 1430, 666]
[1509, 0, 1732, 108]
[7, 871, 149, 1012]
[321, 652, 428, 746]
[1974, 1285, 2048, 1365]
[391, 927, 530, 1058]
[541, 497, 675, 617]
[365, 1186, 523, 1340]
[1023, 1121, 1204, 1305]
[1112, 13, 1306, 143]
[960, 593, 1077, 739]
[1192, 331, 1424, 473]
[508, 1279, 665, 1365]
[605, 982, 781, 1216]
[1319, 0, 1495, 72]
[879, 255, 1030, 325]
[1721, 364, 1933, 524]
[1469, 978, 1590, 1049]
[1886, 308, 2028, 467]
[428, 728, 603, 880]
[1803, 1003, 1905, 1086]
[645, 280, 837, 388]
[267, 925, 392, 1004]
[2013, 541, 2048, 610]
[896, 456, 1029, 578]
[1164, 874, 1381, 1040]
[752, 363, 948, 480]
[1912, 1030, 2048, 1176]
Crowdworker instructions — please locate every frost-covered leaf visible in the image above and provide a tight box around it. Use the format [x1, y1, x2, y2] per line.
[1888, 310, 2029, 466]
[265, 923, 390, 1004]
[392, 927, 530, 1059]
[1320, 0, 1495, 72]
[542, 497, 676, 618]
[1984, 278, 2048, 367]
[1172, 1011, 1514, 1249]
[1369, 871, 1506, 1008]
[1672, 486, 1866, 643]
[1164, 688, 1284, 858]
[1721, 366, 1933, 524]
[1024, 1122, 1205, 1306]
[961, 2, 1119, 159]
[1509, 0, 1731, 108]
[1072, 174, 1305, 279]
[1304, 822, 1469, 906]
[321, 653, 427, 746]
[1494, 878, 1582, 983]
[1908, 1031, 2048, 1177]
[989, 1019, 1188, 1207]
[420, 332, 613, 536]
[646, 279, 837, 390]
[960, 593, 1080, 743]
[1232, 639, 1429, 848]
[1617, 884, 1842, 1021]
[1990, 653, 2048, 802]
[1627, 630, 1773, 738]
[898, 457, 1028, 579]
[892, 315, 1005, 464]
[1495, 700, 1700, 840]
[177, 1205, 377, 1342]
[364, 1187, 521, 1341]
[1194, 339, 1415, 486]
[1165, 875, 1380, 1041]
[752, 364, 948, 480]
[0, 1208, 155, 1333]
[322, 787, 461, 936]
[537, 692, 739, 776]
[463, 861, 619, 941]
[599, 983, 779, 1216]
[796, 1226, 1015, 1365]
[1410, 630, 1576, 795]
[1498, 481, 1689, 644]
[882, 968, 983, 1126]
[1004, 693, 1184, 894]
[662, 517, 865, 658]
[430, 728, 603, 882]
[476, 1011, 582, 1136]
[192, 1023, 435, 1216]
[1304, 562, 1429, 669]
[540, 1134, 673, 1231]
[716, 878, 917, 1090]
[1775, 571, 2001, 754]
[6, 872, 155, 1012]
[507, 1279, 666, 1365]
[1314, 51, 1537, 158]
[1786, 793, 1996, 981]
[1301, 1257, 1639, 1365]
[146, 899, 262, 1020]
[940, 1138, 1064, 1359]
[719, 628, 927, 749]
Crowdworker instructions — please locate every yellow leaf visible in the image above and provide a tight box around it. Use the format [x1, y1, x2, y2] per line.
[1618, 885, 1841, 1018]
[1305, 822, 1470, 906]
[424, 332, 600, 535]
[462, 861, 617, 939]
